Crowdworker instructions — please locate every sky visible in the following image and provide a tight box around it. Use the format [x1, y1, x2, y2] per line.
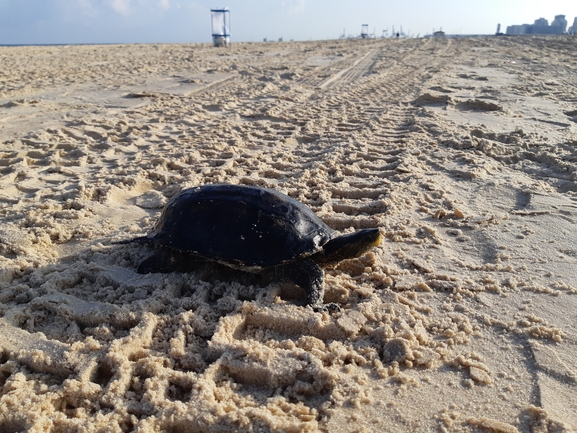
[0, 0, 576, 45]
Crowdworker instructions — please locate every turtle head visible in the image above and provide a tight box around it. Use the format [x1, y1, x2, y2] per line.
[316, 228, 381, 265]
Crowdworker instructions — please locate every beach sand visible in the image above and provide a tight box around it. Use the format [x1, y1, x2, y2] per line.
[0, 35, 576, 432]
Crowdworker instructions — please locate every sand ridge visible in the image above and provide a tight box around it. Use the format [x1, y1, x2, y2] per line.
[0, 36, 576, 432]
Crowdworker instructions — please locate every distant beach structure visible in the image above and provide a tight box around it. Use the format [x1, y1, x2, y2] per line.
[211, 8, 231, 47]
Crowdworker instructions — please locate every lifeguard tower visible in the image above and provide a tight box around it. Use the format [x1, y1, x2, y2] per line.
[361, 24, 369, 38]
[211, 8, 230, 47]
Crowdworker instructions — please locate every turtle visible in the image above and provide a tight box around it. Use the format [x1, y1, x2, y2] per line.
[118, 184, 381, 310]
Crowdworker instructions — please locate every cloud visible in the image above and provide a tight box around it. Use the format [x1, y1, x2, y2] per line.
[283, 0, 305, 14]
[78, 0, 92, 10]
[106, 0, 131, 15]
[77, 0, 97, 16]
[103, 0, 173, 16]
[188, 2, 205, 11]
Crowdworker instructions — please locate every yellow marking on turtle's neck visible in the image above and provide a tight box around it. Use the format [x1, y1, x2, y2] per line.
[370, 232, 382, 246]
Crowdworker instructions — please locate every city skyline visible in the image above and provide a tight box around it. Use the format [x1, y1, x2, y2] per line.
[0, 0, 576, 45]
[506, 14, 571, 35]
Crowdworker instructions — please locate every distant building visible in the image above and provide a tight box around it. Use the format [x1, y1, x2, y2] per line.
[506, 24, 530, 35]
[569, 17, 577, 34]
[551, 15, 568, 33]
[532, 18, 550, 34]
[506, 15, 568, 35]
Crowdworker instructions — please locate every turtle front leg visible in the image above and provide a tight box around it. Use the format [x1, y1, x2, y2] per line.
[275, 258, 338, 311]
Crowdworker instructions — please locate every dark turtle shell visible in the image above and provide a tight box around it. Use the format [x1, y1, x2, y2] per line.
[146, 184, 334, 268]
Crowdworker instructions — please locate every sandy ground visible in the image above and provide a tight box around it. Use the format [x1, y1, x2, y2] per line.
[0, 35, 576, 432]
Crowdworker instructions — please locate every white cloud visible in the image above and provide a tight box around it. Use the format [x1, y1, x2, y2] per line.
[188, 2, 204, 11]
[103, 0, 172, 15]
[283, 0, 305, 14]
[78, 0, 97, 16]
[106, 0, 131, 15]
[78, 0, 92, 10]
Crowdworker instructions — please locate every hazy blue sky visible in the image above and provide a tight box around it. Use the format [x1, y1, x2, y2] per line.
[0, 0, 576, 44]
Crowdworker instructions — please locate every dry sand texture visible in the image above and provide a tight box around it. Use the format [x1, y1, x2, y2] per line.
[0, 35, 576, 432]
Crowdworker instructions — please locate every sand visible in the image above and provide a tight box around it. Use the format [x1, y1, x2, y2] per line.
[0, 35, 576, 432]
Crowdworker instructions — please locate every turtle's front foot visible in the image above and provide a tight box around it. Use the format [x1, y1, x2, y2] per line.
[275, 258, 338, 309]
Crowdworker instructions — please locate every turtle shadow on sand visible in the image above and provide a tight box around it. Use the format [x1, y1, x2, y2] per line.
[116, 184, 382, 312]
[131, 253, 304, 306]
